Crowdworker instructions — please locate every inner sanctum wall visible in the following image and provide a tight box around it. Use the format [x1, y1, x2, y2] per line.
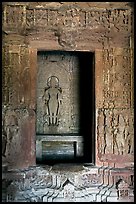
[2, 2, 134, 170]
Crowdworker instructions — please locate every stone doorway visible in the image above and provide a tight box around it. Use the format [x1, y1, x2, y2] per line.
[36, 51, 95, 164]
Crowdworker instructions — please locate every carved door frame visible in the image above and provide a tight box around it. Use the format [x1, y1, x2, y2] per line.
[29, 42, 97, 165]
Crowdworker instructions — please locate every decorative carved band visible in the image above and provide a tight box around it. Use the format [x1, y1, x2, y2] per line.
[3, 5, 132, 33]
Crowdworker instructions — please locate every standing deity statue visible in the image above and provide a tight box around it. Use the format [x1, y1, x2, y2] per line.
[42, 76, 62, 126]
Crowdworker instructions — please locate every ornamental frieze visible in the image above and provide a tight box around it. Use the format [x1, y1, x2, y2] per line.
[2, 4, 132, 34]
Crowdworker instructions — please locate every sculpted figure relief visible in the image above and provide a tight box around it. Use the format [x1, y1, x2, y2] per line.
[42, 76, 62, 126]
[2, 110, 19, 160]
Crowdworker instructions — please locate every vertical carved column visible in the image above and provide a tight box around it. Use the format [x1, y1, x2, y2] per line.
[2, 35, 36, 168]
[3, 42, 31, 109]
[96, 47, 134, 167]
[2, 45, 11, 105]
[102, 48, 131, 109]
[2, 44, 21, 108]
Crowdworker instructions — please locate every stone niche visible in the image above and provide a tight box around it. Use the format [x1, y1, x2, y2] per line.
[36, 50, 95, 164]
[2, 2, 134, 169]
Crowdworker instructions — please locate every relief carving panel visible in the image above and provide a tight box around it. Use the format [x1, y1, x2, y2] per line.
[2, 106, 35, 168]
[25, 6, 132, 32]
[3, 4, 132, 49]
[36, 51, 80, 134]
[102, 48, 132, 108]
[2, 107, 20, 165]
[97, 108, 134, 156]
[2, 45, 31, 108]
[3, 5, 26, 32]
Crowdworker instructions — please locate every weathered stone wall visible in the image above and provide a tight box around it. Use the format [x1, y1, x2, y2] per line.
[2, 2, 134, 169]
[3, 165, 134, 202]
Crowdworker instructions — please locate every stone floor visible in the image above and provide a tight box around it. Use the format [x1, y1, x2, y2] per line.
[2, 164, 134, 202]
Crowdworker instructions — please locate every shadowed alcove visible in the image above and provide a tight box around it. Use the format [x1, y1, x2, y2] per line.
[36, 51, 95, 164]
